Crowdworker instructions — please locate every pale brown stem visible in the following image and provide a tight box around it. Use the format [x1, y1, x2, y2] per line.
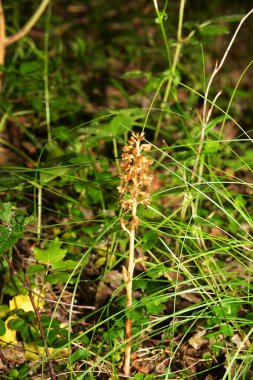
[5, 0, 51, 46]
[0, 0, 6, 91]
[124, 204, 136, 377]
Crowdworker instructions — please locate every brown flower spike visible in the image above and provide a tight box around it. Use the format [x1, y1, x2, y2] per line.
[117, 131, 154, 230]
[117, 131, 153, 376]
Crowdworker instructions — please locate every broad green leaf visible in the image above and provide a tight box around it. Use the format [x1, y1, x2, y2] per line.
[142, 230, 159, 250]
[146, 300, 165, 314]
[69, 349, 90, 364]
[27, 264, 45, 274]
[39, 167, 69, 184]
[201, 25, 229, 36]
[8, 318, 26, 331]
[33, 240, 67, 266]
[219, 323, 233, 337]
[46, 272, 76, 284]
[52, 259, 78, 271]
[20, 61, 41, 74]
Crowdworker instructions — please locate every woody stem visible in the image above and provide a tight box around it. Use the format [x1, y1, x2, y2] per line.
[124, 203, 137, 377]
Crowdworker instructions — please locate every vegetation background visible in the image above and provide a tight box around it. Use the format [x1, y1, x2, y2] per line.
[0, 1, 253, 379]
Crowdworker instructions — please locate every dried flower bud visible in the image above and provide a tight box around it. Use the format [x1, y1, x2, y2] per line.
[141, 144, 152, 152]
[118, 131, 154, 229]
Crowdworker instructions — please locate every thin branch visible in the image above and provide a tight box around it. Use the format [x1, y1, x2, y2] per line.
[5, 0, 51, 46]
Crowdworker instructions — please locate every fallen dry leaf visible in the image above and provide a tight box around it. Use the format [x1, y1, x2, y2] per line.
[189, 330, 208, 350]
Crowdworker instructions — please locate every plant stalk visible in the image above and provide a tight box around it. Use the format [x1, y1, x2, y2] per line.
[124, 204, 136, 377]
[154, 0, 186, 144]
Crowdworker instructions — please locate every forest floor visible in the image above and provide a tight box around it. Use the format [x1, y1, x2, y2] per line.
[0, 1, 253, 379]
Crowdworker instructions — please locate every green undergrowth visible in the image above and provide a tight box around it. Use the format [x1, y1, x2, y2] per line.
[0, 1, 253, 379]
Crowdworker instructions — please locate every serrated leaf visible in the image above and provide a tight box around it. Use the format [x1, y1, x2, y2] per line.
[33, 240, 67, 266]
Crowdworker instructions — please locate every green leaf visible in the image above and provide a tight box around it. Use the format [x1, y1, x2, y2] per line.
[8, 318, 26, 331]
[204, 140, 220, 154]
[212, 297, 240, 319]
[0, 319, 6, 335]
[2, 275, 27, 296]
[69, 349, 90, 364]
[201, 25, 229, 36]
[142, 230, 159, 250]
[121, 70, 149, 79]
[33, 240, 67, 266]
[52, 259, 79, 271]
[219, 323, 233, 337]
[0, 225, 23, 255]
[26, 264, 45, 274]
[8, 368, 19, 378]
[20, 61, 41, 74]
[245, 312, 253, 321]
[0, 208, 29, 255]
[46, 272, 76, 284]
[146, 300, 165, 314]
[0, 65, 9, 72]
[0, 202, 12, 223]
[213, 14, 244, 23]
[210, 341, 223, 354]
